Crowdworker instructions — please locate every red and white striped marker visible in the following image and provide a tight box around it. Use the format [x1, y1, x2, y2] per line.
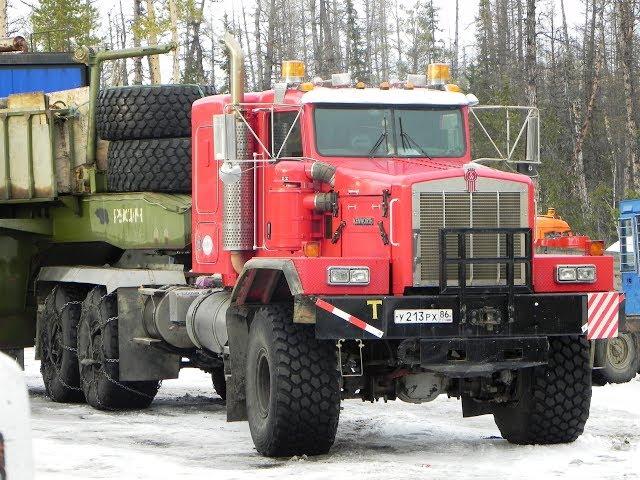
[584, 292, 623, 340]
[315, 299, 384, 338]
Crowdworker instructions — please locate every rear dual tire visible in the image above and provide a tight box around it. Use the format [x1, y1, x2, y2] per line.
[77, 287, 159, 410]
[40, 285, 86, 403]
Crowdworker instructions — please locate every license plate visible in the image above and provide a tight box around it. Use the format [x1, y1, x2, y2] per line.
[394, 309, 454, 324]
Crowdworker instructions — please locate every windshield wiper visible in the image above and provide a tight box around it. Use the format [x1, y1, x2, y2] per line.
[368, 116, 389, 157]
[368, 131, 387, 157]
[398, 117, 432, 160]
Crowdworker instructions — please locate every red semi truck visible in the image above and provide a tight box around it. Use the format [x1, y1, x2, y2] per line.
[0, 35, 624, 457]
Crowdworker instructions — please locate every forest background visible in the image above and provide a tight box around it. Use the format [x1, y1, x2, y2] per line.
[1, 0, 636, 242]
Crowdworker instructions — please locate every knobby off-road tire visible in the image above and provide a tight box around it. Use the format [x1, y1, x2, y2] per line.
[246, 305, 341, 457]
[592, 333, 639, 385]
[493, 336, 592, 444]
[77, 287, 159, 410]
[106, 137, 191, 193]
[40, 285, 86, 403]
[211, 367, 226, 401]
[97, 84, 215, 141]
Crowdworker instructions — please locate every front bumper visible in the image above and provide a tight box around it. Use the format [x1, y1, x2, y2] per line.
[315, 293, 588, 340]
[315, 293, 603, 375]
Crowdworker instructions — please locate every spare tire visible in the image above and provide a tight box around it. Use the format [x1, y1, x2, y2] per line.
[107, 137, 191, 193]
[97, 84, 215, 141]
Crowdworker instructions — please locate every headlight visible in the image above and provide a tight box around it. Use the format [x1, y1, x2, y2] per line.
[350, 268, 370, 284]
[556, 265, 596, 283]
[577, 266, 596, 282]
[327, 266, 370, 285]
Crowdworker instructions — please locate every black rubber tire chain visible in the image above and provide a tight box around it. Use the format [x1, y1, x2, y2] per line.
[492, 336, 592, 444]
[106, 137, 191, 193]
[97, 84, 215, 141]
[77, 286, 159, 410]
[246, 304, 341, 457]
[40, 285, 88, 403]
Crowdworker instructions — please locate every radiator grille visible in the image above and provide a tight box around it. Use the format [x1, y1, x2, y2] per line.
[417, 191, 525, 286]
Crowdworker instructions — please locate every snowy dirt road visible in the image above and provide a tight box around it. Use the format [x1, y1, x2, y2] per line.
[23, 349, 640, 480]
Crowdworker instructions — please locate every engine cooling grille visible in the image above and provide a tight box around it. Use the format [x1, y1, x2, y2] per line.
[414, 188, 527, 287]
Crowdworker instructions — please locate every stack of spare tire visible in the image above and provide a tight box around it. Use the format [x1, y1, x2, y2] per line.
[97, 85, 215, 193]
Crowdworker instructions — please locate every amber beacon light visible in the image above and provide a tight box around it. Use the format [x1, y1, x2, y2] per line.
[282, 60, 305, 83]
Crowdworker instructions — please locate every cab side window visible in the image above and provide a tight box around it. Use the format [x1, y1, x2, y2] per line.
[272, 111, 303, 158]
[620, 217, 636, 272]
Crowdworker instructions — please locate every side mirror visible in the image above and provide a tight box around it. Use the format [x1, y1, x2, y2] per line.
[525, 112, 540, 164]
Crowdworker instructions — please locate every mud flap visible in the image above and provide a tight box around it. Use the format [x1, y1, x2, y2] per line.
[226, 305, 251, 421]
[0, 233, 39, 351]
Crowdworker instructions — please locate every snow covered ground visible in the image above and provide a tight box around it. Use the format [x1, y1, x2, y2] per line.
[22, 348, 640, 480]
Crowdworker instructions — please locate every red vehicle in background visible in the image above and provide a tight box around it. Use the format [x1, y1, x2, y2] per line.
[535, 207, 637, 385]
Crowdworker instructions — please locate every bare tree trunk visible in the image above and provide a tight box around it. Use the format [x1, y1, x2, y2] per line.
[262, 0, 276, 88]
[617, 0, 638, 193]
[572, 3, 604, 212]
[168, 0, 180, 83]
[119, 0, 129, 85]
[145, 0, 162, 84]
[0, 0, 7, 38]
[133, 0, 144, 84]
[254, 0, 264, 87]
[241, 3, 256, 89]
[453, 0, 459, 77]
[525, 0, 537, 105]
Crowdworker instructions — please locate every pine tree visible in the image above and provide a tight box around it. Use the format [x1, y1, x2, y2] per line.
[345, 0, 368, 83]
[31, 0, 99, 52]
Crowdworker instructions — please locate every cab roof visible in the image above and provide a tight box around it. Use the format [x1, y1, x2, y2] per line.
[300, 86, 473, 106]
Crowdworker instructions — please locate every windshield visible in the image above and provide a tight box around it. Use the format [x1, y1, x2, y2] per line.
[314, 106, 466, 158]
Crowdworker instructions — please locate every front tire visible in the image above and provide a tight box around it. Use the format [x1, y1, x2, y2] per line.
[77, 287, 159, 410]
[246, 305, 340, 457]
[493, 336, 592, 444]
[592, 334, 639, 385]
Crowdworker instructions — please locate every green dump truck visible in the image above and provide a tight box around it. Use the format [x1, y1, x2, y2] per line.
[0, 44, 196, 367]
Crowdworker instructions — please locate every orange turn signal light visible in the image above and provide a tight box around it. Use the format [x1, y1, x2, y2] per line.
[303, 241, 321, 257]
[299, 82, 314, 92]
[589, 240, 605, 256]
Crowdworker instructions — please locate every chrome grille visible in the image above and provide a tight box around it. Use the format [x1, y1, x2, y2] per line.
[415, 189, 526, 286]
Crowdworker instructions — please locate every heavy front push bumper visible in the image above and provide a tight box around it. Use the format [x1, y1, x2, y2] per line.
[314, 293, 623, 375]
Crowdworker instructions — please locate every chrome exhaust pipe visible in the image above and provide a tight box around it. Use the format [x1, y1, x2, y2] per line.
[221, 32, 254, 271]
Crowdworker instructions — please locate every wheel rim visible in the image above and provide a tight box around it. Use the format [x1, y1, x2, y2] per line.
[256, 349, 271, 418]
[606, 335, 633, 371]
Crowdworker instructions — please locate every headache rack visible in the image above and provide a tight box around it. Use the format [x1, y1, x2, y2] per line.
[439, 227, 533, 296]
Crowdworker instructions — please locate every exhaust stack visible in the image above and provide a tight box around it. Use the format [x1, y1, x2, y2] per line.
[221, 32, 254, 272]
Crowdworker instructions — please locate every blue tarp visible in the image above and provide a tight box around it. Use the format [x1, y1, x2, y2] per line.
[0, 65, 85, 97]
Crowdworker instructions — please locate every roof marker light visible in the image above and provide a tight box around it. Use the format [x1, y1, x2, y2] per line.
[406, 74, 427, 87]
[331, 72, 351, 87]
[281, 60, 305, 83]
